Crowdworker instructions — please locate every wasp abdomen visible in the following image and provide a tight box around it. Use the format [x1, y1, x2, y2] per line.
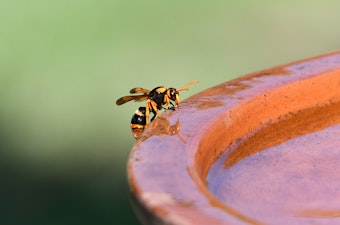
[131, 107, 147, 127]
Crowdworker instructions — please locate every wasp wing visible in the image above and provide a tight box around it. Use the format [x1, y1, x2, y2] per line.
[116, 95, 149, 105]
[130, 87, 150, 94]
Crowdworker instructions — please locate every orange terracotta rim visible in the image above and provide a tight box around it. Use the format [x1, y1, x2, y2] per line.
[128, 51, 340, 225]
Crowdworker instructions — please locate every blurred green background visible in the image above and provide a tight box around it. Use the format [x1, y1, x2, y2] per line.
[0, 0, 339, 224]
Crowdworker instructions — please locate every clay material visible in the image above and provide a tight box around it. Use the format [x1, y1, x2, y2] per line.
[128, 51, 340, 225]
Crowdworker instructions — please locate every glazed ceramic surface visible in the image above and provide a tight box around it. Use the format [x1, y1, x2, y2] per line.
[128, 52, 340, 225]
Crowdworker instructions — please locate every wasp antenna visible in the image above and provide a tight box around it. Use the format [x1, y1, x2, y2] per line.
[178, 80, 199, 92]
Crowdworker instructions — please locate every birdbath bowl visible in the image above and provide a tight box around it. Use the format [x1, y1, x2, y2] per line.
[128, 52, 340, 225]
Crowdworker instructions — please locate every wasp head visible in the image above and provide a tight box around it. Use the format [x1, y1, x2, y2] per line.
[167, 88, 180, 105]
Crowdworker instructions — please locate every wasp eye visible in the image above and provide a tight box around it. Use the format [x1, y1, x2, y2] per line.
[168, 88, 176, 99]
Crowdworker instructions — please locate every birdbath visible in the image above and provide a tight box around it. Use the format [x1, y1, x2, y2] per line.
[128, 51, 340, 225]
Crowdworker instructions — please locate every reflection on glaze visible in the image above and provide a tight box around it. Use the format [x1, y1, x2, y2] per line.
[139, 115, 192, 144]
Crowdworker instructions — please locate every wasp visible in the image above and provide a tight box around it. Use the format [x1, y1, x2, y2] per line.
[116, 81, 198, 124]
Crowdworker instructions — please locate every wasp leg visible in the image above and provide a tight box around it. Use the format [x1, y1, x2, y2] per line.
[150, 112, 157, 121]
[146, 100, 159, 123]
[149, 100, 159, 122]
[145, 101, 151, 125]
[169, 102, 177, 110]
[163, 95, 170, 109]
